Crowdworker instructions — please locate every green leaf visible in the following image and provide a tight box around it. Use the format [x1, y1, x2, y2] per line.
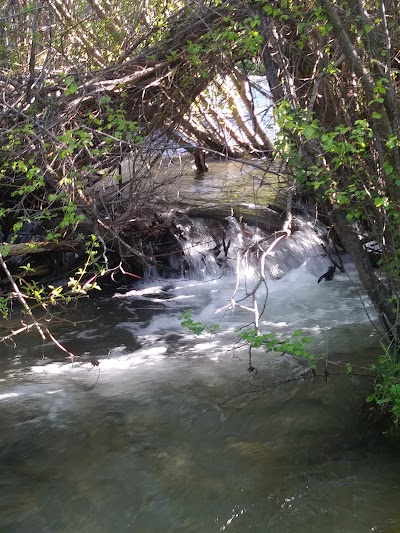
[383, 162, 394, 175]
[0, 244, 10, 257]
[374, 196, 389, 208]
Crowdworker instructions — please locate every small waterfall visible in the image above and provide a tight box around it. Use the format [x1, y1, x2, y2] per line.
[165, 210, 336, 282]
[172, 216, 227, 278]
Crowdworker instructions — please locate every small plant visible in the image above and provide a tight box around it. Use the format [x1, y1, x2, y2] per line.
[367, 345, 400, 431]
[238, 327, 315, 366]
[179, 309, 220, 335]
[180, 309, 315, 366]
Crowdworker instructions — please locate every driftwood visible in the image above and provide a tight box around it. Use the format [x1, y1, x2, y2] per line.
[0, 240, 81, 258]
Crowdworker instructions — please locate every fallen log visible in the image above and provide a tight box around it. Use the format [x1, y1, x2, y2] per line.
[0, 240, 81, 258]
[175, 204, 288, 232]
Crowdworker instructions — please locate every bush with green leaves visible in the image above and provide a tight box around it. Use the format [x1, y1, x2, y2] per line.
[367, 347, 400, 431]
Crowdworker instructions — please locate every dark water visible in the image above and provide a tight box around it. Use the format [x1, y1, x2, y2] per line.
[1, 262, 399, 533]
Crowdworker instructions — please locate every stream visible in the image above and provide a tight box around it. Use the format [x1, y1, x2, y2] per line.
[1, 163, 400, 532]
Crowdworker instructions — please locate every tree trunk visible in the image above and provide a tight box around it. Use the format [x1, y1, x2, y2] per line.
[330, 207, 397, 342]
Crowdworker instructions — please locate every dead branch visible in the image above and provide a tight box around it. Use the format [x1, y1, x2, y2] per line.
[0, 251, 46, 341]
[0, 240, 80, 257]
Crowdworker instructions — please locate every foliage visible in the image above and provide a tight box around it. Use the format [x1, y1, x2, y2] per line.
[0, 0, 186, 71]
[179, 309, 221, 335]
[367, 346, 400, 431]
[0, 97, 146, 313]
[274, 103, 398, 227]
[179, 310, 315, 366]
[0, 74, 147, 334]
[238, 327, 314, 365]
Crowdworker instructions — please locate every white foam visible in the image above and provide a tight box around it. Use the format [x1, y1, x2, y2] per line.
[0, 392, 22, 400]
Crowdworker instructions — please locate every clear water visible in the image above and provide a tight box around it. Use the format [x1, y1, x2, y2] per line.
[1, 255, 399, 532]
[116, 156, 285, 211]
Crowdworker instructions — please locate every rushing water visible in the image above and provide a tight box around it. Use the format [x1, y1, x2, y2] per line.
[2, 172, 400, 532]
